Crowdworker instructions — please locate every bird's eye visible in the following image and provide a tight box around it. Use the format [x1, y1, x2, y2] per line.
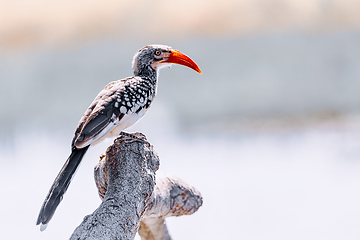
[154, 50, 161, 56]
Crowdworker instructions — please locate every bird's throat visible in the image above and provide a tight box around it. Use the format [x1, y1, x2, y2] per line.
[134, 65, 158, 84]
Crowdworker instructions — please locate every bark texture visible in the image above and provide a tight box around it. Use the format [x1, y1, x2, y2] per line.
[72, 132, 202, 240]
[70, 132, 159, 240]
[138, 177, 203, 240]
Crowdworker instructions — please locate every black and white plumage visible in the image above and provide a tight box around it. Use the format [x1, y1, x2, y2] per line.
[36, 44, 201, 230]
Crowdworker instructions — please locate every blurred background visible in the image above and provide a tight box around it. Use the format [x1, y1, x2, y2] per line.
[1, 0, 360, 239]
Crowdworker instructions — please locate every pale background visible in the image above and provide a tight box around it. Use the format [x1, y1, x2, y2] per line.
[1, 0, 360, 239]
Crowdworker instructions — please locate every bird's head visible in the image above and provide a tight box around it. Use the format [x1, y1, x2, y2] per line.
[132, 44, 201, 77]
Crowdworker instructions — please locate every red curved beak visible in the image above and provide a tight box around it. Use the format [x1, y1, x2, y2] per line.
[163, 49, 202, 74]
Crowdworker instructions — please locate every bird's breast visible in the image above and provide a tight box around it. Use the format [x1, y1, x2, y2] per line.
[107, 82, 155, 138]
[78, 77, 156, 147]
[107, 107, 148, 138]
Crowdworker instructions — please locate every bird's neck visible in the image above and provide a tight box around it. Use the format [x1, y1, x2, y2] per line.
[134, 65, 158, 84]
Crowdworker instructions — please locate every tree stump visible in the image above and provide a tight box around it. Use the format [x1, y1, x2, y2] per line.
[70, 132, 202, 240]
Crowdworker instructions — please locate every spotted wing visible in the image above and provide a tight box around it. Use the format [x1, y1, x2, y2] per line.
[71, 80, 126, 148]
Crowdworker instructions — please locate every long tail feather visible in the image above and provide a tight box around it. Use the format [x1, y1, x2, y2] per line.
[36, 146, 90, 229]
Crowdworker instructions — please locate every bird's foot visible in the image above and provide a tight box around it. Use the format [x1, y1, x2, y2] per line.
[119, 131, 146, 143]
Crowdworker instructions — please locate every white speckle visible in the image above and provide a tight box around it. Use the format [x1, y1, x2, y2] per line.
[127, 102, 132, 107]
[140, 97, 144, 103]
[138, 89, 141, 93]
[148, 95, 153, 100]
[40, 223, 48, 231]
[125, 97, 129, 101]
[115, 102, 119, 108]
[120, 106, 127, 113]
[122, 101, 126, 105]
[117, 98, 121, 102]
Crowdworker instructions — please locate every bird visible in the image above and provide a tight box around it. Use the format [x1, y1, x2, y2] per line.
[36, 44, 201, 231]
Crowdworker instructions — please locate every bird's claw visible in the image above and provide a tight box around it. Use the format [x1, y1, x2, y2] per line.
[119, 131, 146, 143]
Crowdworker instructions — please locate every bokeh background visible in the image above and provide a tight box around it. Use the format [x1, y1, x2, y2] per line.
[1, 0, 360, 239]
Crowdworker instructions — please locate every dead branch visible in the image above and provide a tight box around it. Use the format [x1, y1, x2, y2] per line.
[71, 132, 202, 240]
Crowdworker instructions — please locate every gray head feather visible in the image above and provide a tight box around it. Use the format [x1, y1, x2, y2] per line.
[132, 44, 172, 77]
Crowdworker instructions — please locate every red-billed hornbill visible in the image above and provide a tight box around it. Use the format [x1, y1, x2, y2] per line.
[36, 45, 201, 230]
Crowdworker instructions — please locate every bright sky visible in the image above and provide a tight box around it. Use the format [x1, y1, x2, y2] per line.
[1, 0, 360, 51]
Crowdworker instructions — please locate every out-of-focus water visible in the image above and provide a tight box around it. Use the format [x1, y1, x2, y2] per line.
[1, 31, 360, 137]
[2, 108, 360, 239]
[1, 31, 360, 239]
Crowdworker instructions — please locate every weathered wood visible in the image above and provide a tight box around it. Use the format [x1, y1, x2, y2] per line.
[72, 132, 202, 240]
[70, 132, 159, 240]
[138, 218, 170, 240]
[138, 177, 203, 240]
[143, 177, 203, 218]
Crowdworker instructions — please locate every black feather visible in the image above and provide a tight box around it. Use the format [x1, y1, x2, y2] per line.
[36, 146, 90, 226]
